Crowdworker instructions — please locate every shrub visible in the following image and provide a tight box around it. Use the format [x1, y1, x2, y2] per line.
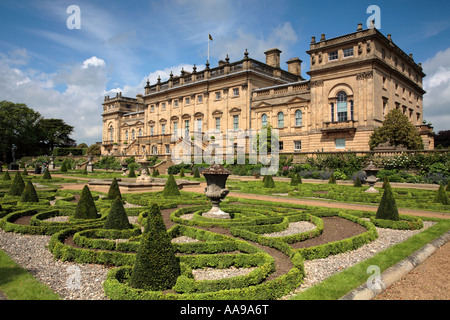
[22, 168, 28, 176]
[447, 181, 450, 192]
[193, 167, 200, 178]
[73, 185, 100, 219]
[107, 178, 122, 200]
[375, 180, 399, 221]
[353, 177, 362, 187]
[263, 175, 275, 188]
[434, 184, 449, 205]
[179, 168, 185, 177]
[381, 176, 389, 189]
[9, 172, 25, 196]
[290, 173, 302, 186]
[2, 171, 11, 181]
[163, 174, 180, 196]
[152, 169, 159, 177]
[328, 172, 336, 184]
[128, 167, 136, 178]
[42, 168, 52, 180]
[60, 159, 68, 172]
[129, 203, 181, 291]
[104, 197, 132, 230]
[20, 181, 39, 203]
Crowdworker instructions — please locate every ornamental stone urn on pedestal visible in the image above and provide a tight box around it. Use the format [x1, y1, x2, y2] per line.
[202, 164, 232, 219]
[363, 161, 381, 193]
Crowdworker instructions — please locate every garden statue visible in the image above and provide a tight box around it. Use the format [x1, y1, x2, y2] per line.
[202, 164, 232, 219]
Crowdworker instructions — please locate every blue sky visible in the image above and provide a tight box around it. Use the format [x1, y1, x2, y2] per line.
[1, 0, 449, 145]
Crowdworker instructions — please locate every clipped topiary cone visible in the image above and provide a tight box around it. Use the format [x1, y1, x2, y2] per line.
[353, 177, 363, 187]
[2, 170, 11, 181]
[9, 172, 25, 196]
[179, 168, 185, 177]
[129, 202, 181, 291]
[446, 181, 450, 192]
[375, 180, 400, 221]
[22, 167, 28, 176]
[103, 196, 132, 230]
[263, 175, 275, 188]
[20, 181, 39, 203]
[128, 167, 136, 178]
[107, 177, 122, 200]
[73, 185, 99, 219]
[42, 168, 52, 180]
[193, 166, 200, 178]
[162, 174, 180, 196]
[434, 184, 449, 205]
[381, 176, 389, 189]
[328, 172, 336, 184]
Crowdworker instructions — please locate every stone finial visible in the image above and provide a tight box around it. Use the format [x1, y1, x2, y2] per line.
[387, 34, 392, 41]
[193, 64, 197, 73]
[145, 79, 150, 88]
[311, 36, 316, 44]
[357, 23, 363, 31]
[320, 34, 326, 41]
[244, 49, 249, 59]
[169, 71, 173, 79]
[225, 54, 230, 64]
[157, 75, 161, 84]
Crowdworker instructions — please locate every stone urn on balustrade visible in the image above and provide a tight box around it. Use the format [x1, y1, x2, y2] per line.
[202, 164, 232, 219]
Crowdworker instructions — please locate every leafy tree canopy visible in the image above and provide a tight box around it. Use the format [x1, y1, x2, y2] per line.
[369, 109, 424, 150]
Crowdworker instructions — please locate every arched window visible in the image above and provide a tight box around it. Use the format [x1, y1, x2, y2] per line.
[337, 91, 348, 122]
[138, 129, 142, 137]
[132, 130, 135, 140]
[295, 110, 302, 127]
[125, 130, 128, 141]
[277, 112, 284, 128]
[261, 113, 267, 127]
[109, 126, 114, 141]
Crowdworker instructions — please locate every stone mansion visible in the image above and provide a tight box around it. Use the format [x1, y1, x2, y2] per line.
[101, 23, 434, 159]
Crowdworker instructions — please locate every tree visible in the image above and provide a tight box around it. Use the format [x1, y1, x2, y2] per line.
[38, 118, 75, 152]
[252, 124, 279, 154]
[73, 185, 99, 219]
[103, 197, 132, 230]
[369, 109, 424, 150]
[129, 203, 181, 291]
[434, 130, 450, 149]
[0, 101, 42, 163]
[375, 180, 400, 221]
[86, 144, 101, 156]
[20, 181, 39, 203]
[162, 174, 180, 196]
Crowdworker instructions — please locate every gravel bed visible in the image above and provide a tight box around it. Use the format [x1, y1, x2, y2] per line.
[281, 221, 436, 299]
[0, 230, 110, 300]
[262, 221, 316, 238]
[171, 236, 200, 243]
[0, 218, 436, 300]
[192, 267, 257, 281]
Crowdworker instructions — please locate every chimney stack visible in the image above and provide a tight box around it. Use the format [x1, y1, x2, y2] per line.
[264, 48, 282, 68]
[286, 57, 302, 77]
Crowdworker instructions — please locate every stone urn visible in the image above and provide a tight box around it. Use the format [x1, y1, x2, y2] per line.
[363, 161, 380, 193]
[202, 164, 232, 219]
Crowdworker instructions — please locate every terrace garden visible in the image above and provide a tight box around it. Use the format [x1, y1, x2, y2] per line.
[0, 167, 449, 301]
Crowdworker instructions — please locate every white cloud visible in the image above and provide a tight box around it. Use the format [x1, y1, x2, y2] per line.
[422, 47, 450, 133]
[82, 56, 105, 69]
[0, 50, 108, 145]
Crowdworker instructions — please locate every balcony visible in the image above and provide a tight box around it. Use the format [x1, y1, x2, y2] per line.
[137, 134, 172, 145]
[321, 120, 357, 135]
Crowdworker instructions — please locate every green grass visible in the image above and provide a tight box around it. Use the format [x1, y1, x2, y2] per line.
[291, 217, 450, 300]
[0, 249, 60, 300]
[227, 179, 450, 213]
